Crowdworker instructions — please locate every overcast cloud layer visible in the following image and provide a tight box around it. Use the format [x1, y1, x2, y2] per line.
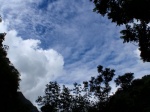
[0, 0, 150, 104]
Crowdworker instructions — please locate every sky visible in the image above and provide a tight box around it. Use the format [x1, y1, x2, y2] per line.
[0, 0, 150, 106]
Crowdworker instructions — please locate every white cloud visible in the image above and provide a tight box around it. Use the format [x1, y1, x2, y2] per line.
[1, 22, 64, 103]
[134, 48, 141, 59]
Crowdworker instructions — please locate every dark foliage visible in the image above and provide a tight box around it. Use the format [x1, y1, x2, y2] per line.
[0, 19, 38, 112]
[88, 65, 115, 111]
[90, 0, 150, 62]
[115, 72, 134, 90]
[105, 75, 150, 112]
[36, 82, 90, 112]
[36, 65, 116, 112]
[37, 65, 150, 112]
[0, 32, 20, 92]
[36, 82, 61, 112]
[37, 81, 93, 112]
[0, 31, 21, 111]
[11, 92, 39, 112]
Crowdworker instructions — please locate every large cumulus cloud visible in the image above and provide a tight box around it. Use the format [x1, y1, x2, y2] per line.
[1, 21, 64, 103]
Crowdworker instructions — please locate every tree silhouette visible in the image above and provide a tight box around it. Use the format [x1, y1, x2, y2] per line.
[0, 20, 20, 111]
[115, 72, 134, 90]
[59, 85, 72, 111]
[36, 82, 61, 112]
[71, 82, 90, 112]
[36, 82, 91, 112]
[89, 65, 115, 100]
[105, 75, 150, 112]
[90, 0, 150, 62]
[36, 65, 150, 112]
[88, 65, 115, 111]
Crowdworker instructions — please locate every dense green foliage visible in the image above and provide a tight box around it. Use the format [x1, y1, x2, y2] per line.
[90, 0, 150, 62]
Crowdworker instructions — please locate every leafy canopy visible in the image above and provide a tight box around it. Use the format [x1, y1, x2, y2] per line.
[36, 65, 150, 112]
[90, 0, 150, 62]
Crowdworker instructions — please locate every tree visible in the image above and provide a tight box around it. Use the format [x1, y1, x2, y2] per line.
[36, 82, 91, 112]
[38, 66, 150, 112]
[105, 75, 150, 112]
[59, 85, 72, 111]
[71, 82, 90, 112]
[36, 82, 61, 112]
[90, 0, 150, 62]
[89, 65, 115, 100]
[115, 73, 134, 90]
[88, 65, 115, 111]
[0, 20, 20, 111]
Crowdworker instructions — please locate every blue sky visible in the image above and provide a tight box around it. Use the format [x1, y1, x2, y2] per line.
[0, 0, 150, 105]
